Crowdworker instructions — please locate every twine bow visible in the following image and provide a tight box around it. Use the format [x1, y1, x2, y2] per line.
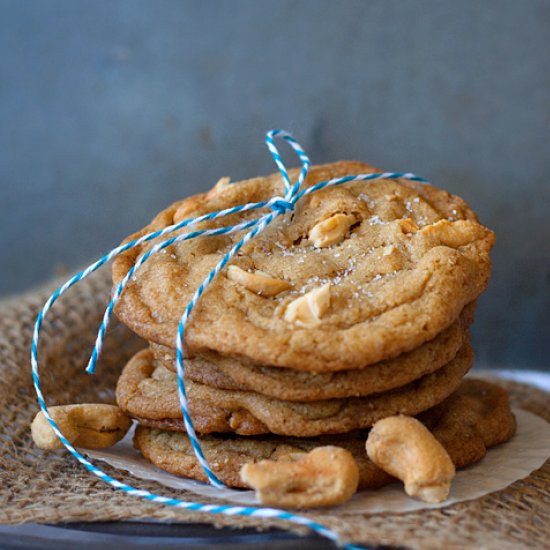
[31, 129, 428, 548]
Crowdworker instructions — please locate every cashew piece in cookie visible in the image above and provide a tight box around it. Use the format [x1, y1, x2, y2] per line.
[240, 445, 359, 508]
[309, 213, 356, 248]
[212, 176, 231, 191]
[31, 404, 132, 450]
[227, 265, 291, 296]
[398, 218, 419, 234]
[284, 283, 331, 327]
[366, 415, 455, 503]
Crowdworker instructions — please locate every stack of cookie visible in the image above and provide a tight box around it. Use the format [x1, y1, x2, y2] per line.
[113, 162, 514, 491]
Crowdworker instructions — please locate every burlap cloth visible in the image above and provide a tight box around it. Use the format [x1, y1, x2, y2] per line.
[1, 269, 549, 549]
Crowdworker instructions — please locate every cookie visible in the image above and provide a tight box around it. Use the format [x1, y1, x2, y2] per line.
[133, 379, 516, 489]
[112, 161, 494, 372]
[150, 303, 474, 401]
[418, 378, 517, 467]
[116, 342, 473, 437]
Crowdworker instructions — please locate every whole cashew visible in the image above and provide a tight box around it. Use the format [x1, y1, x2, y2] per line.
[240, 445, 359, 508]
[31, 404, 132, 450]
[366, 415, 455, 503]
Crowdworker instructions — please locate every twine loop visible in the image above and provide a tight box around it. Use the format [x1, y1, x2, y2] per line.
[30, 128, 429, 549]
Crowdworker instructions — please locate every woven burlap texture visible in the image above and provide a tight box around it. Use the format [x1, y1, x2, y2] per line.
[1, 269, 549, 550]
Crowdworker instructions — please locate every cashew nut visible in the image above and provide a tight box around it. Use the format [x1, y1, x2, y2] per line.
[284, 284, 331, 327]
[398, 218, 419, 233]
[210, 176, 231, 194]
[309, 213, 356, 248]
[240, 446, 359, 508]
[366, 415, 455, 503]
[227, 265, 291, 296]
[31, 404, 132, 450]
[418, 219, 482, 248]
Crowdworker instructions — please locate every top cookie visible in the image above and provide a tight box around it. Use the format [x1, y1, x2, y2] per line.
[113, 161, 494, 371]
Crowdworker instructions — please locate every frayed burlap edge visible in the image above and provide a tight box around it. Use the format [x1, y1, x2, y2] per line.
[1, 270, 549, 550]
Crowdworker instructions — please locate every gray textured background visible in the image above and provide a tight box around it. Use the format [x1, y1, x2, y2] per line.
[1, 0, 549, 370]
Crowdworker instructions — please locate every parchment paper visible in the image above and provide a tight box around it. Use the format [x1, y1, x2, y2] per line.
[86, 407, 550, 515]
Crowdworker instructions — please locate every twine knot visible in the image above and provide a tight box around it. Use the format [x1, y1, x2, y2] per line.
[267, 196, 295, 215]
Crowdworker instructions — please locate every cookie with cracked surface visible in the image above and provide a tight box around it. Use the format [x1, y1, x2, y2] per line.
[149, 303, 474, 401]
[133, 378, 515, 489]
[112, 161, 494, 372]
[116, 343, 473, 437]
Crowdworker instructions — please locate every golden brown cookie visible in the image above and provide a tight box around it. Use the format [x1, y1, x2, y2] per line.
[117, 343, 473, 437]
[112, 161, 494, 372]
[418, 378, 517, 468]
[133, 379, 516, 489]
[150, 304, 474, 401]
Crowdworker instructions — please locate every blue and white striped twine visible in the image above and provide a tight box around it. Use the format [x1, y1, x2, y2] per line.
[31, 129, 429, 549]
